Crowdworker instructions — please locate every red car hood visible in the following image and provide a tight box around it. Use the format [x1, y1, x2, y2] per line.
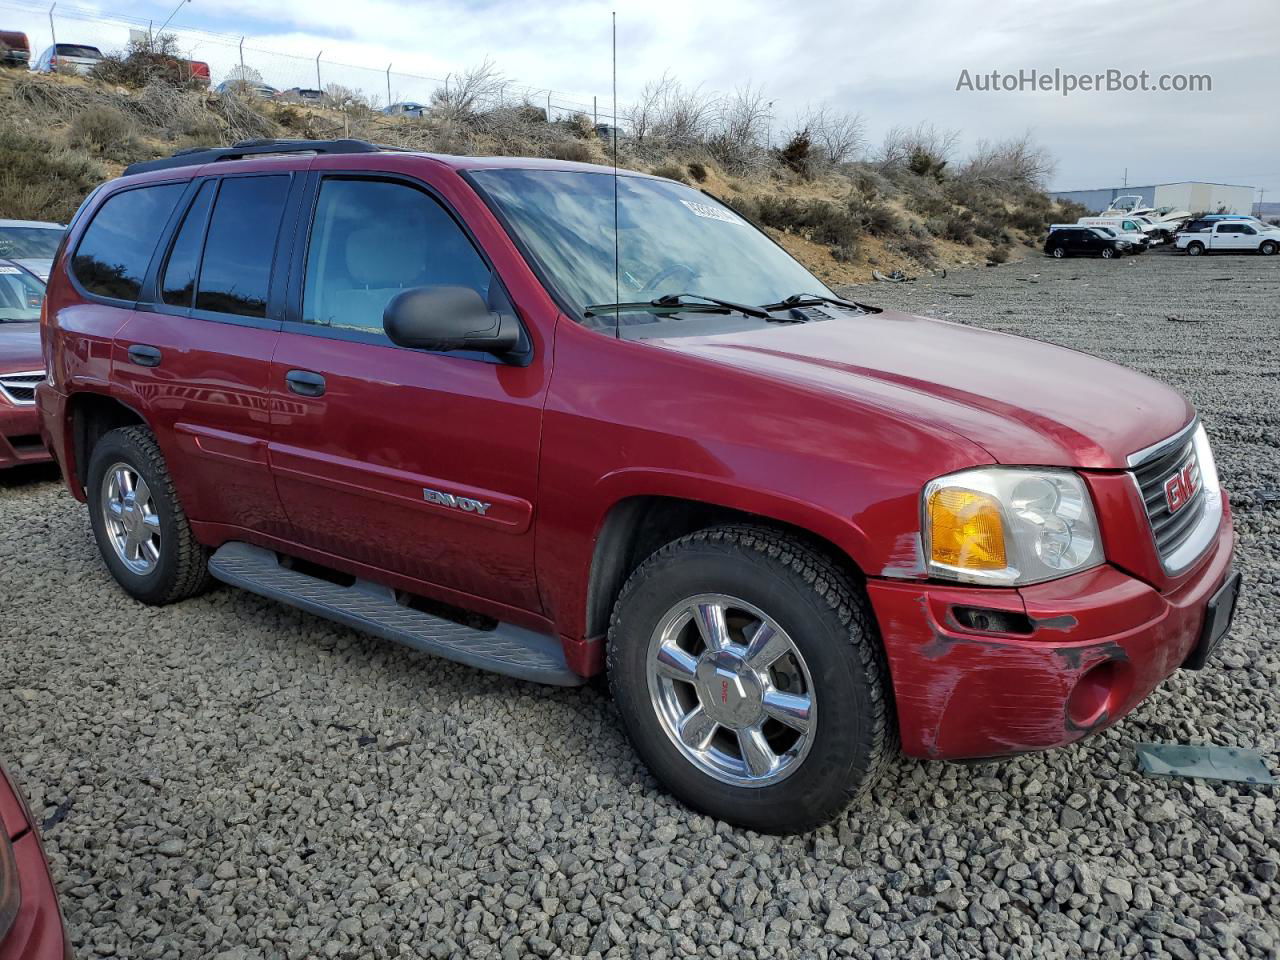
[0, 324, 42, 372]
[652, 308, 1192, 469]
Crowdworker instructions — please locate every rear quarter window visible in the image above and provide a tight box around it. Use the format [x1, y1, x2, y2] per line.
[71, 183, 185, 301]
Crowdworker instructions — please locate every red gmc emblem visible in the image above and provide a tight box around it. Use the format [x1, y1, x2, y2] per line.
[1164, 456, 1201, 514]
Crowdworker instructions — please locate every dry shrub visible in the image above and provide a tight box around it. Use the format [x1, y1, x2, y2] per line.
[67, 106, 134, 155]
[92, 34, 204, 91]
[0, 121, 105, 221]
[686, 161, 707, 182]
[650, 162, 687, 182]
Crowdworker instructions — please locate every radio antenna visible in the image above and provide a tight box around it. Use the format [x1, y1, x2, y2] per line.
[611, 10, 620, 340]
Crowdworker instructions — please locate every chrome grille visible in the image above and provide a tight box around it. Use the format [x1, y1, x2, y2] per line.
[0, 370, 43, 405]
[1132, 435, 1206, 561]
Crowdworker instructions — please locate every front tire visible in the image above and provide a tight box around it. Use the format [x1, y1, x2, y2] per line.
[1186, 241, 1205, 256]
[1050, 247, 1066, 258]
[86, 426, 211, 605]
[1101, 247, 1116, 259]
[607, 524, 894, 833]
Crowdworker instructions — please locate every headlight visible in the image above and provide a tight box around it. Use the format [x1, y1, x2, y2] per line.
[923, 467, 1105, 585]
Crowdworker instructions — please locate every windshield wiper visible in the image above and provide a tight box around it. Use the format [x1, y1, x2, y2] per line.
[760, 292, 867, 312]
[585, 292, 772, 320]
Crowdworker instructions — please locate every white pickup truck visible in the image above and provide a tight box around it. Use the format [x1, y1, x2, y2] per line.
[1177, 220, 1280, 256]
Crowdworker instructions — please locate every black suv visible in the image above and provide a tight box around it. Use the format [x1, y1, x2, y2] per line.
[1044, 227, 1130, 259]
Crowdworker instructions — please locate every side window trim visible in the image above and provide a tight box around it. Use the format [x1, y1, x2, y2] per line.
[143, 171, 302, 330]
[143, 177, 213, 315]
[67, 179, 189, 308]
[283, 170, 530, 361]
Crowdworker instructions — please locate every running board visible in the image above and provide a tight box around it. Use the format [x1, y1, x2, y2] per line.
[208, 542, 585, 687]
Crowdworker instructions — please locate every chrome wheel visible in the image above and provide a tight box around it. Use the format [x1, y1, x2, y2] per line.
[101, 462, 161, 575]
[646, 594, 815, 787]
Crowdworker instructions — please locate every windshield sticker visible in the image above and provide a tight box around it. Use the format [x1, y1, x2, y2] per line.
[679, 200, 743, 225]
[0, 266, 20, 274]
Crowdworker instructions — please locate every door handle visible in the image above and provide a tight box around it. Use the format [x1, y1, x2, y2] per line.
[285, 369, 326, 397]
[127, 344, 162, 367]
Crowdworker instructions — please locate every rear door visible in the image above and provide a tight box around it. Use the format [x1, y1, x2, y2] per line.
[266, 171, 548, 613]
[111, 172, 300, 539]
[1210, 223, 1243, 250]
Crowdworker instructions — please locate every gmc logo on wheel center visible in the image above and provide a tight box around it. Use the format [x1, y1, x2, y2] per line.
[1164, 456, 1201, 514]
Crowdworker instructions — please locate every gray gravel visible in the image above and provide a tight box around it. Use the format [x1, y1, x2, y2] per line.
[2, 248, 1279, 959]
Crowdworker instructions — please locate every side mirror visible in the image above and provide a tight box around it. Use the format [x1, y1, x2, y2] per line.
[383, 285, 521, 358]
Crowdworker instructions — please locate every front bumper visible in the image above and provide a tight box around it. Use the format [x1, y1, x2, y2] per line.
[0, 405, 51, 470]
[1, 771, 70, 960]
[866, 508, 1235, 760]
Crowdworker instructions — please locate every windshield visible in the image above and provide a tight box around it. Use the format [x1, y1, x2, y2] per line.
[469, 169, 832, 325]
[0, 225, 63, 259]
[0, 265, 44, 321]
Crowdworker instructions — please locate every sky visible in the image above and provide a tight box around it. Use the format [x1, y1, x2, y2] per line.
[4, 0, 1277, 198]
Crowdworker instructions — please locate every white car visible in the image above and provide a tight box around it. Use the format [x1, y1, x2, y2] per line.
[1177, 220, 1280, 256]
[30, 43, 103, 75]
[1078, 216, 1159, 246]
[0, 219, 65, 281]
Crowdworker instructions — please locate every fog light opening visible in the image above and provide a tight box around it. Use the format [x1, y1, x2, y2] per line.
[1066, 660, 1129, 728]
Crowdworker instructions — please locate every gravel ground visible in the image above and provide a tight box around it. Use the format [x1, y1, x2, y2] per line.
[2, 248, 1278, 959]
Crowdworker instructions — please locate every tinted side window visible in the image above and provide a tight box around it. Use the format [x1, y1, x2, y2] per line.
[72, 183, 184, 301]
[161, 180, 214, 306]
[196, 176, 289, 318]
[302, 178, 491, 336]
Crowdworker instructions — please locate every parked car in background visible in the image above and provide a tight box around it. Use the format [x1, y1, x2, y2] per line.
[214, 79, 277, 99]
[0, 259, 50, 470]
[1178, 214, 1269, 235]
[1, 760, 70, 957]
[30, 42, 103, 74]
[1177, 220, 1280, 256]
[1077, 217, 1153, 248]
[37, 138, 1239, 833]
[383, 101, 426, 117]
[273, 87, 322, 103]
[0, 221, 65, 282]
[0, 30, 30, 67]
[1045, 225, 1134, 258]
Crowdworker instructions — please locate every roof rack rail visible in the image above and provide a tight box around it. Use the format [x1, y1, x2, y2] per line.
[123, 138, 393, 176]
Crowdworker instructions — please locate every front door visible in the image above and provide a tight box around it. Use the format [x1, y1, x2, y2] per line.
[267, 174, 548, 613]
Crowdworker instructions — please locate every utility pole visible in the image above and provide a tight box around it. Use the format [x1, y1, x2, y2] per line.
[156, 0, 191, 41]
[546, 90, 552, 122]
[1123, 167, 1128, 188]
[386, 63, 392, 109]
[315, 50, 322, 93]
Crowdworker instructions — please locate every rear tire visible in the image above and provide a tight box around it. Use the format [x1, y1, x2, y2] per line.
[86, 426, 212, 605]
[1187, 241, 1205, 256]
[607, 524, 894, 834]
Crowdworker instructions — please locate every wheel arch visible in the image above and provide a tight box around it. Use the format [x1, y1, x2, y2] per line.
[67, 391, 147, 497]
[583, 492, 870, 644]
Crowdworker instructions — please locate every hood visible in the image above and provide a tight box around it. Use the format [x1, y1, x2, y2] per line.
[13, 258, 51, 281]
[0, 323, 43, 371]
[651, 308, 1192, 469]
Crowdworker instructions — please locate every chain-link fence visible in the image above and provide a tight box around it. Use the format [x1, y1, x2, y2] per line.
[0, 0, 621, 125]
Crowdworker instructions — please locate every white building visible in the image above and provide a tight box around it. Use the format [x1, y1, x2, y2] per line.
[1050, 181, 1256, 215]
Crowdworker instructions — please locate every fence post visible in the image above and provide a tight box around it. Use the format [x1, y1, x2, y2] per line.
[238, 36, 244, 71]
[546, 89, 551, 122]
[47, 3, 56, 66]
[386, 63, 392, 109]
[593, 96, 597, 128]
[315, 50, 322, 93]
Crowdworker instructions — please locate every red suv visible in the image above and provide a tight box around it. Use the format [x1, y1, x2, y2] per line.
[36, 139, 1239, 833]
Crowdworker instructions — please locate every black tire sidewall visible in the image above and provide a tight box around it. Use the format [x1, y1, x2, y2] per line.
[1188, 242, 1204, 256]
[1051, 247, 1065, 258]
[86, 429, 186, 604]
[1261, 241, 1277, 256]
[610, 539, 877, 833]
[1101, 247, 1115, 259]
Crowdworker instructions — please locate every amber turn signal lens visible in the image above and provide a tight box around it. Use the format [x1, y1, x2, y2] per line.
[928, 488, 1007, 570]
